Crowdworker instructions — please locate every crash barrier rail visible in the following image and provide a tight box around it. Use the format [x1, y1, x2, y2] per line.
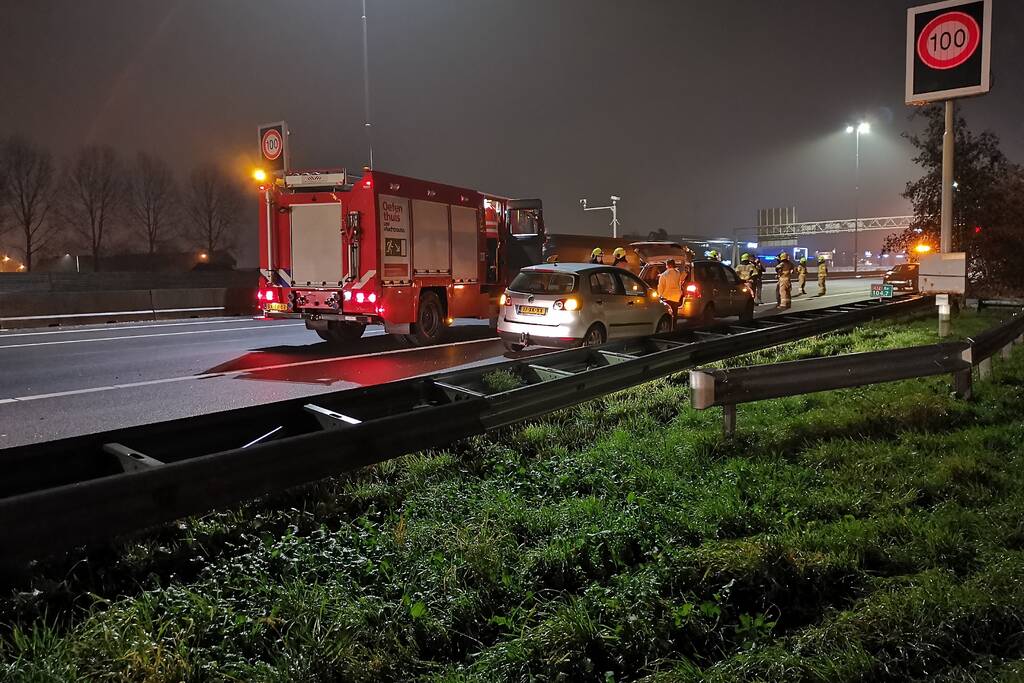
[0, 287, 256, 329]
[0, 295, 931, 563]
[690, 308, 1024, 436]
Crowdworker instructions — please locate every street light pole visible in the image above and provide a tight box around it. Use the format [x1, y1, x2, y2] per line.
[579, 195, 621, 238]
[846, 122, 870, 275]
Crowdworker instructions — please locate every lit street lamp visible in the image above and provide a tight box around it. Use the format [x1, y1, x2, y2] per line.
[579, 195, 621, 238]
[845, 121, 870, 275]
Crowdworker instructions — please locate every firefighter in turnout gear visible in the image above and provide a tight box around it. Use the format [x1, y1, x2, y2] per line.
[707, 249, 721, 262]
[735, 253, 756, 286]
[817, 255, 829, 296]
[797, 257, 808, 295]
[590, 247, 604, 264]
[752, 256, 765, 305]
[612, 247, 628, 268]
[775, 252, 795, 309]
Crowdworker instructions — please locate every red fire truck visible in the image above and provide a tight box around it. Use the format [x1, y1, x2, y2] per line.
[258, 168, 546, 345]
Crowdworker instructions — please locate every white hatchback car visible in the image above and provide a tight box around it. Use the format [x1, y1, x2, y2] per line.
[497, 263, 673, 351]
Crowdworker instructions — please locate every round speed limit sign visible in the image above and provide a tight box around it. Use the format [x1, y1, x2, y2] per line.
[261, 129, 283, 161]
[917, 11, 980, 70]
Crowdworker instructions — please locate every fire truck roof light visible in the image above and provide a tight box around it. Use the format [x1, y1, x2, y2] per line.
[253, 169, 267, 182]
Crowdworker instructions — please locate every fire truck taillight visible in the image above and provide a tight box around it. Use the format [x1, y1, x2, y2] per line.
[355, 292, 365, 303]
[343, 291, 352, 301]
[260, 289, 276, 302]
[368, 293, 377, 303]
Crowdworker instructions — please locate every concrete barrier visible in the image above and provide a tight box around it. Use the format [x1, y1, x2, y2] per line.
[0, 287, 257, 329]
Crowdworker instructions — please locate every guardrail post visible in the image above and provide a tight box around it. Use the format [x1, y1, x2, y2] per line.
[1001, 343, 1012, 360]
[979, 356, 992, 380]
[954, 367, 972, 400]
[722, 404, 737, 438]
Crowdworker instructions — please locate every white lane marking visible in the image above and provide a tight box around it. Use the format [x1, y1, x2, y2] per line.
[0, 323, 307, 350]
[0, 317, 275, 339]
[0, 306, 225, 322]
[0, 337, 496, 403]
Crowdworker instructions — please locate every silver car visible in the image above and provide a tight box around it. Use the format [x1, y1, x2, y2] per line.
[497, 263, 673, 352]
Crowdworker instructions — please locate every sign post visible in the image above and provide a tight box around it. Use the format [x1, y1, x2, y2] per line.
[906, 0, 991, 254]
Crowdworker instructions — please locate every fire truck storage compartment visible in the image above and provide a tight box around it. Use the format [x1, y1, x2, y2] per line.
[411, 200, 451, 275]
[290, 202, 344, 286]
[451, 205, 479, 282]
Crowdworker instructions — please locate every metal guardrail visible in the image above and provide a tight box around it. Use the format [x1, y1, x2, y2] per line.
[691, 309, 1024, 436]
[0, 295, 931, 563]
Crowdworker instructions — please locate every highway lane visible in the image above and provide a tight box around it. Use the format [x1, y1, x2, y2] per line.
[0, 277, 876, 447]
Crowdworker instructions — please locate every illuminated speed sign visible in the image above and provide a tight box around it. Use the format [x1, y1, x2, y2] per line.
[257, 121, 289, 173]
[906, 0, 991, 104]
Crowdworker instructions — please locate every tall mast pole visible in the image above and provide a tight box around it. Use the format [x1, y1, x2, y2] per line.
[361, 0, 373, 169]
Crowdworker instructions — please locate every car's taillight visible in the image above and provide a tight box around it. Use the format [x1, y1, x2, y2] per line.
[500, 293, 512, 306]
[553, 298, 580, 311]
[685, 283, 700, 298]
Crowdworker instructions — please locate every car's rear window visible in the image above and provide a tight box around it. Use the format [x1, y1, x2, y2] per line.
[892, 263, 918, 273]
[509, 271, 577, 294]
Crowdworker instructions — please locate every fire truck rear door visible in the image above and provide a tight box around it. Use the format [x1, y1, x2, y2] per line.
[290, 203, 344, 287]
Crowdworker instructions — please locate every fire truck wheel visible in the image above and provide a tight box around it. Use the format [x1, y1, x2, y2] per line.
[316, 323, 366, 345]
[407, 291, 445, 346]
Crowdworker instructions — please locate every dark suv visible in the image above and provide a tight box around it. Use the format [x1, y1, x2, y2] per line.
[882, 262, 919, 292]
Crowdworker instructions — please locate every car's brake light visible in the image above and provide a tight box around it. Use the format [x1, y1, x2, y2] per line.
[500, 293, 511, 306]
[553, 298, 580, 311]
[685, 283, 700, 298]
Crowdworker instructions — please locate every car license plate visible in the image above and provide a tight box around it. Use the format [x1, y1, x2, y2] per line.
[518, 305, 546, 316]
[266, 303, 289, 312]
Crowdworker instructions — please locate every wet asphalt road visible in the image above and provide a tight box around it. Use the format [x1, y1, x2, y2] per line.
[0, 277, 874, 447]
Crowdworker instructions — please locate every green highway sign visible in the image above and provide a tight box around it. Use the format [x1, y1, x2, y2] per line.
[871, 284, 895, 299]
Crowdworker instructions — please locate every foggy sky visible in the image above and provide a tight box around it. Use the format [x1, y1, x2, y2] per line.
[3, 0, 1022, 253]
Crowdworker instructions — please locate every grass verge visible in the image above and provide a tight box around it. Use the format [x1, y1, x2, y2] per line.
[3, 308, 1024, 682]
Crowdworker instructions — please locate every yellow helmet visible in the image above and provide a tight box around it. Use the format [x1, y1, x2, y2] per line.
[612, 247, 626, 258]
[591, 247, 603, 257]
[779, 252, 789, 260]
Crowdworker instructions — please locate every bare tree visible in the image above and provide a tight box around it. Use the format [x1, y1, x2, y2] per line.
[63, 146, 124, 271]
[185, 164, 243, 258]
[127, 152, 178, 255]
[0, 136, 59, 271]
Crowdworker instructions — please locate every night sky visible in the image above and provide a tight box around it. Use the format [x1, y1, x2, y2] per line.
[3, 0, 1022, 257]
